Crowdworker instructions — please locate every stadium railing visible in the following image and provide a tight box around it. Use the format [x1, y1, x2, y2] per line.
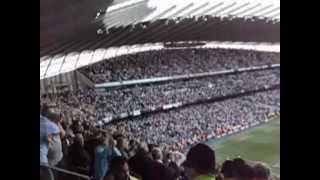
[40, 163, 91, 180]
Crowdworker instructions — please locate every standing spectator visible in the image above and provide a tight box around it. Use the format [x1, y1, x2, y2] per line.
[85, 132, 103, 177]
[151, 148, 163, 164]
[128, 143, 150, 177]
[219, 160, 236, 180]
[253, 163, 271, 180]
[104, 156, 139, 180]
[40, 114, 60, 180]
[234, 163, 255, 180]
[94, 136, 121, 180]
[68, 133, 91, 176]
[46, 111, 64, 166]
[182, 143, 216, 180]
[116, 137, 130, 159]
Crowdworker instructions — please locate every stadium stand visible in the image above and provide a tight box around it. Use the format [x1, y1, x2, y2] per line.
[40, 47, 280, 180]
[40, 1, 280, 180]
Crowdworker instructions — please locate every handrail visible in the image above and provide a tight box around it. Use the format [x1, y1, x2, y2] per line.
[40, 163, 91, 180]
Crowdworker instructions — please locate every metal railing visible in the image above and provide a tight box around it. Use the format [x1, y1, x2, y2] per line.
[40, 163, 91, 180]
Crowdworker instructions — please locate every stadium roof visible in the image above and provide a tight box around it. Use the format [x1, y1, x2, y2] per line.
[40, 0, 280, 80]
[40, 0, 280, 56]
[102, 0, 280, 28]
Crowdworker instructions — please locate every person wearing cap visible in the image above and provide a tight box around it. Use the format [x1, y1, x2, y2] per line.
[182, 143, 216, 180]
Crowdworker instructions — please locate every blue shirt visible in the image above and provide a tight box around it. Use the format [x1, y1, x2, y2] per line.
[40, 115, 60, 164]
[94, 145, 121, 180]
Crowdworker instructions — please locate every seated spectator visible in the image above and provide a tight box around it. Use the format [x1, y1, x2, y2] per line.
[104, 156, 139, 180]
[182, 143, 216, 180]
[253, 163, 270, 180]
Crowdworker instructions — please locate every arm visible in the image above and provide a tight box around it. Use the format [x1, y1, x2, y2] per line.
[57, 122, 66, 138]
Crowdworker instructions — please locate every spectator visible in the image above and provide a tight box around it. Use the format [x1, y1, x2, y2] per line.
[253, 163, 271, 180]
[220, 160, 236, 180]
[40, 114, 60, 180]
[68, 133, 91, 175]
[116, 137, 130, 159]
[234, 164, 255, 180]
[182, 143, 216, 180]
[128, 143, 150, 178]
[94, 136, 119, 180]
[151, 147, 163, 164]
[104, 156, 139, 180]
[85, 132, 103, 177]
[80, 48, 280, 83]
[46, 112, 64, 166]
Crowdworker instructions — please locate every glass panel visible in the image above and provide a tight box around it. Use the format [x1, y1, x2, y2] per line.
[103, 48, 117, 59]
[40, 57, 52, 78]
[76, 51, 94, 68]
[45, 56, 65, 77]
[60, 53, 80, 73]
[91, 49, 106, 64]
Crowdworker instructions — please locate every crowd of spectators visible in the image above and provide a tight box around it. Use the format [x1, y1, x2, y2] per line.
[41, 68, 279, 122]
[41, 48, 280, 180]
[79, 48, 280, 83]
[40, 90, 280, 180]
[106, 90, 280, 152]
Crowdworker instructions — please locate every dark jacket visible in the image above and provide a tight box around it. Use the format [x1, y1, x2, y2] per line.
[68, 142, 91, 168]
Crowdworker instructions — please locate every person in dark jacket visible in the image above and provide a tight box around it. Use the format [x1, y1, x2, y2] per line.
[68, 133, 91, 175]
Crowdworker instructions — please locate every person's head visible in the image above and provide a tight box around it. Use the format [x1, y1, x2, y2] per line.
[151, 147, 163, 162]
[233, 158, 246, 166]
[98, 135, 110, 146]
[108, 156, 130, 180]
[253, 163, 270, 180]
[221, 160, 235, 179]
[129, 139, 136, 148]
[46, 111, 61, 124]
[136, 142, 149, 156]
[40, 103, 50, 117]
[148, 144, 156, 153]
[117, 137, 129, 149]
[235, 163, 255, 180]
[74, 133, 84, 146]
[231, 158, 247, 178]
[182, 143, 216, 180]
